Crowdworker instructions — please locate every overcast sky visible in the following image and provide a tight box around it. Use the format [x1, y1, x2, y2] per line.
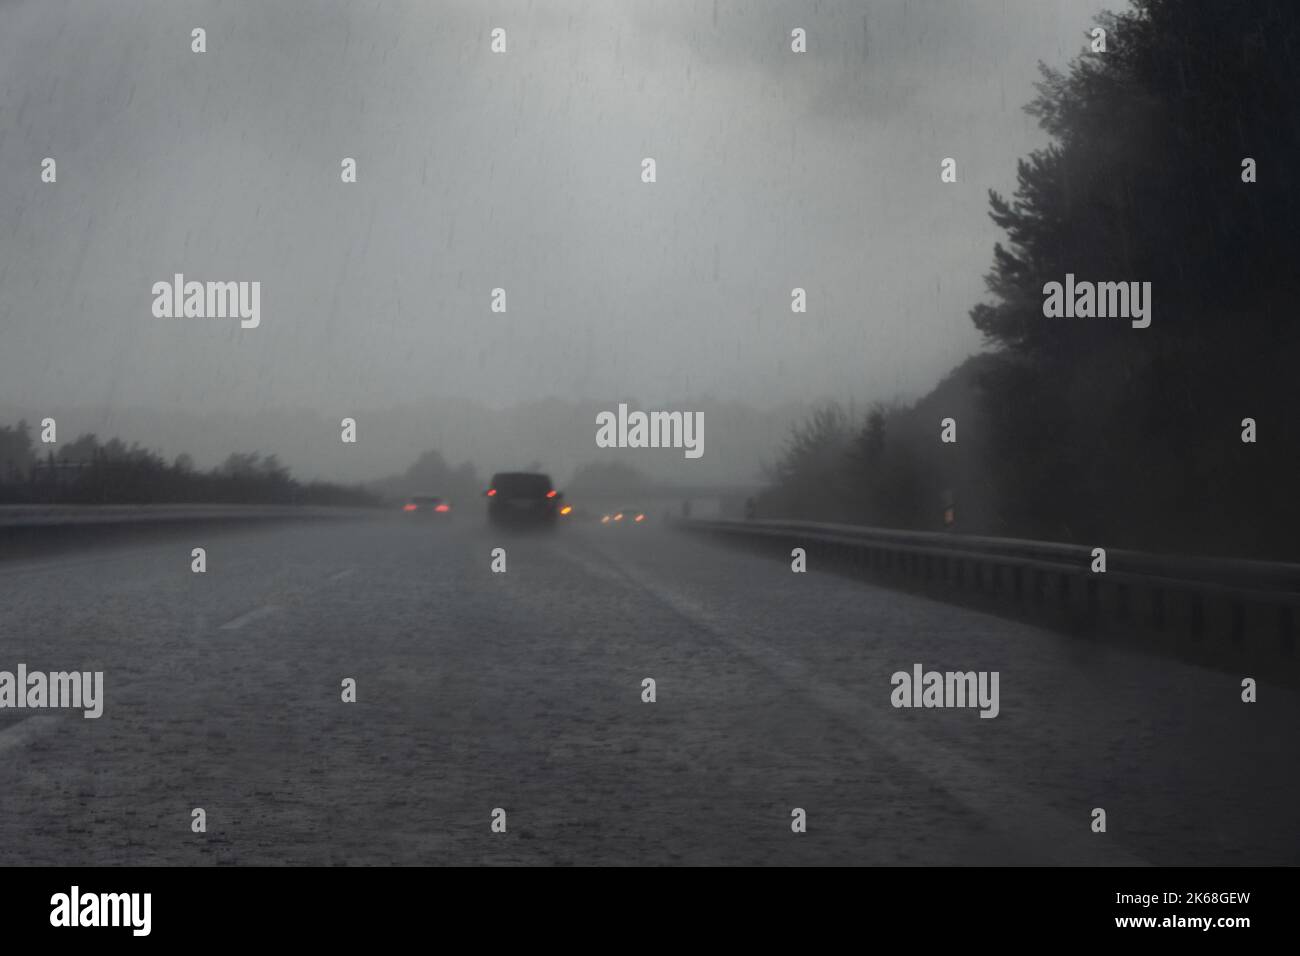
[0, 0, 1113, 475]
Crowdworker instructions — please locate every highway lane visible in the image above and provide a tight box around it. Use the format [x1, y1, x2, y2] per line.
[0, 515, 1296, 865]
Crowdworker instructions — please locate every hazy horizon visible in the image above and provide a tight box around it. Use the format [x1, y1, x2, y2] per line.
[0, 394, 828, 487]
[2, 0, 1109, 475]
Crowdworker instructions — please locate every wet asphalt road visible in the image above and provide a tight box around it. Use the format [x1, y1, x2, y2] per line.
[1, 515, 1296, 865]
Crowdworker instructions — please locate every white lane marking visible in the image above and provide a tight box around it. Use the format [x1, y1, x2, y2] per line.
[217, 567, 354, 630]
[218, 605, 279, 630]
[0, 716, 60, 754]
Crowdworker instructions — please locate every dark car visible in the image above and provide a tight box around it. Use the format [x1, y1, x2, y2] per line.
[403, 495, 452, 516]
[486, 472, 562, 528]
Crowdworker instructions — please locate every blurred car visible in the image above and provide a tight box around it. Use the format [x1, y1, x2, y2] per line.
[403, 495, 452, 517]
[486, 472, 562, 528]
[599, 507, 647, 526]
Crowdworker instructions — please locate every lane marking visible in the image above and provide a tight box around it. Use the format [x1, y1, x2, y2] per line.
[0, 716, 60, 754]
[218, 605, 279, 630]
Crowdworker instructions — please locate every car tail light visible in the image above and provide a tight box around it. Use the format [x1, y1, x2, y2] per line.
[634, 513, 645, 522]
[435, 503, 450, 513]
[486, 489, 496, 497]
[560, 505, 572, 515]
[403, 503, 418, 511]
[546, 490, 558, 498]
[600, 515, 610, 524]
[614, 513, 623, 521]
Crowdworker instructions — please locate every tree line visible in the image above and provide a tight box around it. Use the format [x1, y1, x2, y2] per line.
[759, 0, 1300, 560]
[0, 421, 379, 507]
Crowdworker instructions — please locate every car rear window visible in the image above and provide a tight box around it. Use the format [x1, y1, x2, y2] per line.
[492, 473, 552, 496]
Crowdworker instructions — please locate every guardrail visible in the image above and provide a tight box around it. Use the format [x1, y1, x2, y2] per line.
[671, 517, 1300, 684]
[0, 504, 379, 529]
[0, 504, 382, 561]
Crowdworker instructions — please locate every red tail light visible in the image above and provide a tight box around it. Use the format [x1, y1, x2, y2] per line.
[546, 490, 558, 498]
[634, 513, 645, 522]
[435, 503, 450, 512]
[486, 489, 496, 497]
[403, 503, 418, 511]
